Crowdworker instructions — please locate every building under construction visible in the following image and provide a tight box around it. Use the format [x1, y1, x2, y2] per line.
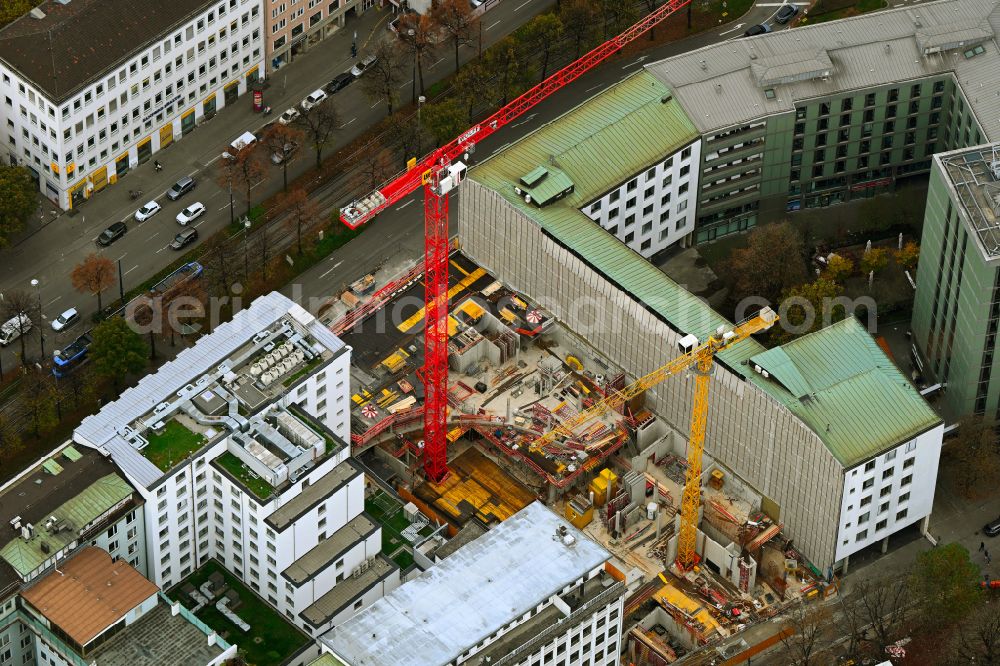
[329, 66, 943, 662]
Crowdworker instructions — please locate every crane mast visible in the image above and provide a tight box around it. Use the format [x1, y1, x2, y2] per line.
[339, 0, 693, 484]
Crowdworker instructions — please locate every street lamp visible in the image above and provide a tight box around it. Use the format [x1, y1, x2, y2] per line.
[417, 95, 426, 158]
[243, 219, 252, 282]
[408, 29, 417, 105]
[30, 278, 44, 359]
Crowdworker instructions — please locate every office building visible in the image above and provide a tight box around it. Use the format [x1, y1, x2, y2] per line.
[911, 143, 1000, 421]
[0, 0, 265, 210]
[322, 502, 626, 666]
[266, 0, 376, 71]
[73, 292, 398, 637]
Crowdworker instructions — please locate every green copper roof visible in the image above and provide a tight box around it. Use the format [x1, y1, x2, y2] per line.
[470, 69, 761, 362]
[748, 318, 942, 467]
[309, 654, 347, 666]
[0, 474, 133, 577]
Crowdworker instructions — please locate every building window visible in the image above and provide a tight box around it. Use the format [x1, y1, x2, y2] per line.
[865, 460, 876, 472]
[875, 519, 887, 531]
[903, 457, 914, 469]
[897, 509, 908, 521]
[862, 478, 874, 490]
[860, 495, 871, 507]
[901, 474, 912, 486]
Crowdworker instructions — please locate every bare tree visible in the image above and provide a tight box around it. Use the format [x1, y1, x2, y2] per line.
[2, 289, 35, 364]
[280, 189, 322, 256]
[298, 98, 341, 169]
[359, 39, 407, 116]
[483, 37, 528, 106]
[385, 112, 424, 161]
[261, 123, 305, 191]
[838, 578, 911, 659]
[430, 0, 477, 74]
[21, 366, 57, 438]
[71, 253, 117, 313]
[950, 603, 1000, 665]
[601, 0, 638, 39]
[352, 147, 397, 195]
[0, 409, 23, 465]
[215, 145, 267, 223]
[454, 61, 492, 122]
[947, 415, 1000, 498]
[778, 604, 832, 666]
[398, 13, 438, 99]
[202, 235, 237, 296]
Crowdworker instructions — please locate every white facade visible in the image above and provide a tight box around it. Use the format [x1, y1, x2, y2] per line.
[834, 423, 944, 563]
[0, 0, 264, 210]
[581, 141, 701, 257]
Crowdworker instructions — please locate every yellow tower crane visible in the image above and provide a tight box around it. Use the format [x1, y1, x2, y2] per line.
[531, 307, 778, 568]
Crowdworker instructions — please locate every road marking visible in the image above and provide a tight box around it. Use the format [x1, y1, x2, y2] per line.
[399, 79, 413, 90]
[621, 55, 649, 70]
[719, 22, 746, 35]
[585, 83, 606, 93]
[341, 117, 357, 128]
[46, 296, 61, 306]
[319, 260, 344, 279]
[124, 265, 139, 276]
[486, 19, 501, 30]
[218, 204, 230, 211]
[514, 0, 532, 11]
[396, 200, 414, 211]
[156, 247, 167, 253]
[370, 99, 383, 108]
[431, 57, 444, 68]
[116, 253, 127, 262]
[511, 113, 537, 128]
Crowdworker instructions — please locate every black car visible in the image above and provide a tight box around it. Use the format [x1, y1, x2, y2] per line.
[170, 227, 199, 250]
[743, 24, 771, 36]
[985, 517, 1000, 537]
[327, 72, 354, 93]
[97, 221, 127, 246]
[774, 4, 798, 23]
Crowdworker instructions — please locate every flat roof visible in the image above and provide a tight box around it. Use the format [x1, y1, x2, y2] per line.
[321, 502, 610, 666]
[267, 459, 361, 531]
[1, 473, 135, 580]
[0, 0, 214, 103]
[283, 513, 378, 585]
[301, 554, 397, 628]
[936, 143, 1000, 261]
[0, 444, 123, 588]
[748, 317, 942, 467]
[89, 601, 227, 666]
[21, 547, 158, 647]
[645, 0, 1000, 139]
[74, 292, 346, 489]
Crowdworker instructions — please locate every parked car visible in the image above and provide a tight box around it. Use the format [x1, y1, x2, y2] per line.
[97, 221, 127, 246]
[327, 73, 354, 94]
[166, 176, 196, 200]
[134, 200, 161, 222]
[985, 517, 1000, 537]
[774, 3, 798, 23]
[51, 307, 80, 332]
[222, 131, 257, 159]
[350, 54, 378, 77]
[301, 89, 328, 111]
[170, 227, 199, 250]
[271, 141, 299, 164]
[176, 202, 206, 225]
[743, 23, 771, 36]
[0, 314, 31, 346]
[278, 107, 300, 125]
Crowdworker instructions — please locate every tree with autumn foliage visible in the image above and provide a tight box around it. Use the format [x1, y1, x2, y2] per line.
[727, 222, 808, 308]
[430, 0, 477, 74]
[261, 123, 305, 191]
[824, 254, 854, 283]
[398, 13, 438, 99]
[71, 253, 116, 313]
[896, 241, 920, 272]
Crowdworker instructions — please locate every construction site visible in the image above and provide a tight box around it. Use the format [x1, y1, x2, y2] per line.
[323, 250, 836, 663]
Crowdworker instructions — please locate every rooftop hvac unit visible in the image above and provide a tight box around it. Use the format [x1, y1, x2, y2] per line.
[251, 363, 263, 376]
[261, 371, 275, 386]
[991, 159, 1000, 180]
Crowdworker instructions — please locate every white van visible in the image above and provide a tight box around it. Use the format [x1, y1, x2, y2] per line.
[222, 131, 258, 159]
[0, 314, 31, 346]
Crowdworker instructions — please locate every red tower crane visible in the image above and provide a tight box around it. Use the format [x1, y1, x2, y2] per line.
[340, 0, 692, 483]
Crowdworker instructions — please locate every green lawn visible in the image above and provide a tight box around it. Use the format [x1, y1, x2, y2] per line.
[365, 491, 433, 571]
[143, 420, 207, 471]
[215, 451, 274, 500]
[282, 356, 323, 387]
[170, 560, 310, 666]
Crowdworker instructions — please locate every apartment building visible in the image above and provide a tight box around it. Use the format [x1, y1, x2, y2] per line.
[19, 547, 235, 666]
[911, 144, 1000, 422]
[0, 444, 148, 666]
[0, 0, 265, 210]
[72, 292, 399, 638]
[266, 0, 374, 70]
[644, 0, 1000, 243]
[322, 502, 626, 666]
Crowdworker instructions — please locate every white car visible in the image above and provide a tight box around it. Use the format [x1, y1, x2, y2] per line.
[350, 55, 378, 77]
[301, 89, 328, 111]
[176, 202, 206, 225]
[51, 307, 80, 332]
[278, 107, 300, 125]
[134, 200, 162, 222]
